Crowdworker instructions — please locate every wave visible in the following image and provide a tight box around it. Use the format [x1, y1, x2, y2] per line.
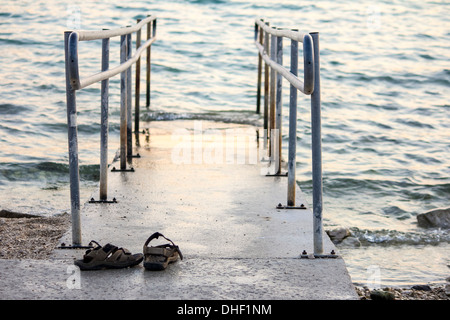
[0, 37, 50, 47]
[348, 227, 450, 246]
[0, 103, 30, 115]
[0, 162, 100, 185]
[340, 71, 450, 87]
[187, 0, 226, 4]
[323, 176, 449, 193]
[140, 109, 262, 126]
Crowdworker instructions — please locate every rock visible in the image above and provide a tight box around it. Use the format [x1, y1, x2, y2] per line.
[326, 226, 351, 243]
[370, 290, 395, 300]
[411, 285, 432, 291]
[340, 236, 361, 247]
[402, 290, 413, 296]
[445, 284, 450, 297]
[439, 290, 448, 299]
[357, 285, 450, 300]
[417, 207, 450, 229]
[0, 209, 38, 219]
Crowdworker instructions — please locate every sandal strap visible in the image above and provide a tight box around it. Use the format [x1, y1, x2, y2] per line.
[107, 247, 131, 262]
[144, 232, 176, 248]
[143, 232, 183, 260]
[84, 242, 119, 262]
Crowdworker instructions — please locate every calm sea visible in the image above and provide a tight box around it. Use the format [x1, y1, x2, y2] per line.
[0, 0, 449, 287]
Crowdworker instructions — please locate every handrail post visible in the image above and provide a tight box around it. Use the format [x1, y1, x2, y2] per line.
[263, 22, 270, 151]
[146, 16, 152, 109]
[287, 37, 298, 207]
[303, 34, 314, 95]
[135, 19, 141, 135]
[275, 31, 283, 174]
[310, 32, 323, 255]
[126, 30, 132, 157]
[269, 31, 276, 159]
[255, 22, 263, 114]
[64, 31, 82, 246]
[99, 33, 110, 201]
[120, 34, 127, 170]
[152, 19, 157, 37]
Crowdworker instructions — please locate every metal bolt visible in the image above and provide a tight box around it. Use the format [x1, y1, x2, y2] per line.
[331, 250, 335, 255]
[302, 250, 307, 255]
[277, 203, 283, 209]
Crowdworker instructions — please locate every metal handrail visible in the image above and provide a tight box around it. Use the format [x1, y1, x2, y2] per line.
[68, 16, 157, 90]
[254, 21, 314, 95]
[255, 19, 308, 42]
[254, 18, 324, 255]
[69, 34, 156, 90]
[76, 15, 156, 41]
[254, 39, 313, 94]
[64, 15, 157, 246]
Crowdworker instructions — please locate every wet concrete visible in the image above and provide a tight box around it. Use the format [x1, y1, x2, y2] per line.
[0, 120, 358, 300]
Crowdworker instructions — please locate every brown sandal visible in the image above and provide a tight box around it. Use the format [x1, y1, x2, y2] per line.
[74, 241, 143, 270]
[143, 232, 183, 271]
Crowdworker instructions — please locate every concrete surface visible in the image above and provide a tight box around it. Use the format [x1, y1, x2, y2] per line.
[0, 120, 358, 300]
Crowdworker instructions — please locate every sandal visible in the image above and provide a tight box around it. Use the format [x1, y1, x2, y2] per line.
[74, 241, 143, 270]
[143, 232, 183, 271]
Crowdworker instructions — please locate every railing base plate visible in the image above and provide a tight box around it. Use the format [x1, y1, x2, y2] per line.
[127, 153, 141, 158]
[301, 254, 339, 259]
[276, 203, 306, 210]
[58, 243, 94, 250]
[266, 172, 288, 177]
[88, 197, 117, 204]
[111, 167, 135, 172]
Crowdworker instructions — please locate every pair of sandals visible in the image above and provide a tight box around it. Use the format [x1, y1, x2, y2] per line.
[74, 232, 183, 271]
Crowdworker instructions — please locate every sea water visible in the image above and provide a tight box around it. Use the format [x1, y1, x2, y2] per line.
[0, 0, 448, 287]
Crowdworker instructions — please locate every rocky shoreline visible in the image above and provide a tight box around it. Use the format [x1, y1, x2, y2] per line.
[0, 210, 70, 260]
[355, 284, 450, 300]
[326, 218, 450, 300]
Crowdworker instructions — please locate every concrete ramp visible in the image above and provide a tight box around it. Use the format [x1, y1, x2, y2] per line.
[1, 120, 358, 300]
